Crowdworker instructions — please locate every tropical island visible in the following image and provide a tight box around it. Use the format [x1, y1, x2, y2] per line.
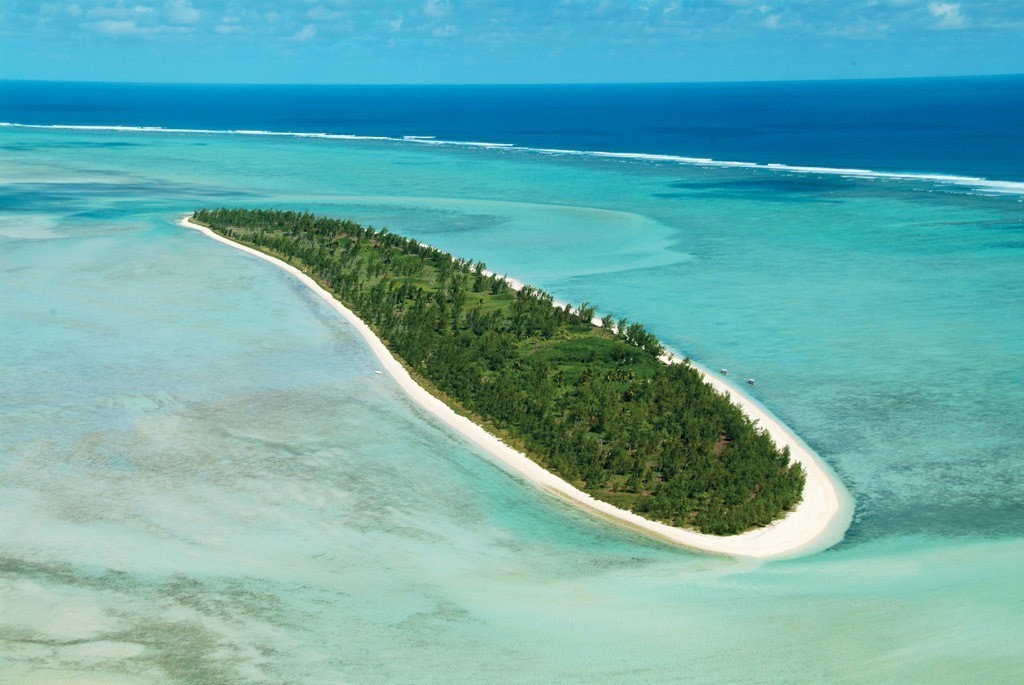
[187, 207, 816, 540]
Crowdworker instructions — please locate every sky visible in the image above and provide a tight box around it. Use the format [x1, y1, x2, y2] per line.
[1, 1, 1022, 84]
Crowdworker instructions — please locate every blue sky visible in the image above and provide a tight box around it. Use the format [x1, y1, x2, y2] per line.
[1, 1, 1022, 83]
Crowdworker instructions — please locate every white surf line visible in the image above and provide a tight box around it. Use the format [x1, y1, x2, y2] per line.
[6, 122, 1023, 196]
[180, 215, 851, 559]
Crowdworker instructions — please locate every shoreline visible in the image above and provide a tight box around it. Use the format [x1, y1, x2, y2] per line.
[179, 215, 852, 559]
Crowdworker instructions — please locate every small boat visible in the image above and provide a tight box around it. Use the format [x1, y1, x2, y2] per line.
[374, 370, 383, 375]
[747, 378, 756, 386]
[719, 368, 728, 375]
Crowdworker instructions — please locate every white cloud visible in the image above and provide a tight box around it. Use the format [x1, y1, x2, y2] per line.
[167, 0, 200, 25]
[433, 23, 459, 36]
[87, 19, 150, 36]
[308, 6, 345, 21]
[928, 2, 967, 29]
[424, 0, 452, 19]
[293, 23, 317, 41]
[85, 4, 154, 20]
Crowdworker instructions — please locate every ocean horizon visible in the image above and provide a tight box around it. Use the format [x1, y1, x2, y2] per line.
[1, 77, 1022, 682]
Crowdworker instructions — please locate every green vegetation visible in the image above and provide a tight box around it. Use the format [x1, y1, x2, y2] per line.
[193, 208, 804, 535]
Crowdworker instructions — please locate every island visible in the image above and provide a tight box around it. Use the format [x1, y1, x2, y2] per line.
[181, 209, 849, 557]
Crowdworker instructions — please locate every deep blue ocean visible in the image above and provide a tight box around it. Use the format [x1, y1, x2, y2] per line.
[2, 76, 1023, 181]
[1, 77, 1023, 682]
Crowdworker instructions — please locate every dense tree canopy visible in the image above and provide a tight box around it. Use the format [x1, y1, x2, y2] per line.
[193, 208, 804, 535]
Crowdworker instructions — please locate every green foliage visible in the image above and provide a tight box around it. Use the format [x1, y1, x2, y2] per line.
[192, 208, 805, 535]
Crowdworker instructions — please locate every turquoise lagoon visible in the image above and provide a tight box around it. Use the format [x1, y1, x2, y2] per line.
[1, 127, 1023, 683]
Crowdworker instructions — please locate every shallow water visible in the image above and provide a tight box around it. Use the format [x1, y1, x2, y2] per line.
[1, 126, 1022, 683]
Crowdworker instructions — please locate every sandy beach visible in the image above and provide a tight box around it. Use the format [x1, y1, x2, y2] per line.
[180, 215, 851, 559]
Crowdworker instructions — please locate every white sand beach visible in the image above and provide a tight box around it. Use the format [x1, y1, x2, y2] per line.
[181, 215, 851, 559]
